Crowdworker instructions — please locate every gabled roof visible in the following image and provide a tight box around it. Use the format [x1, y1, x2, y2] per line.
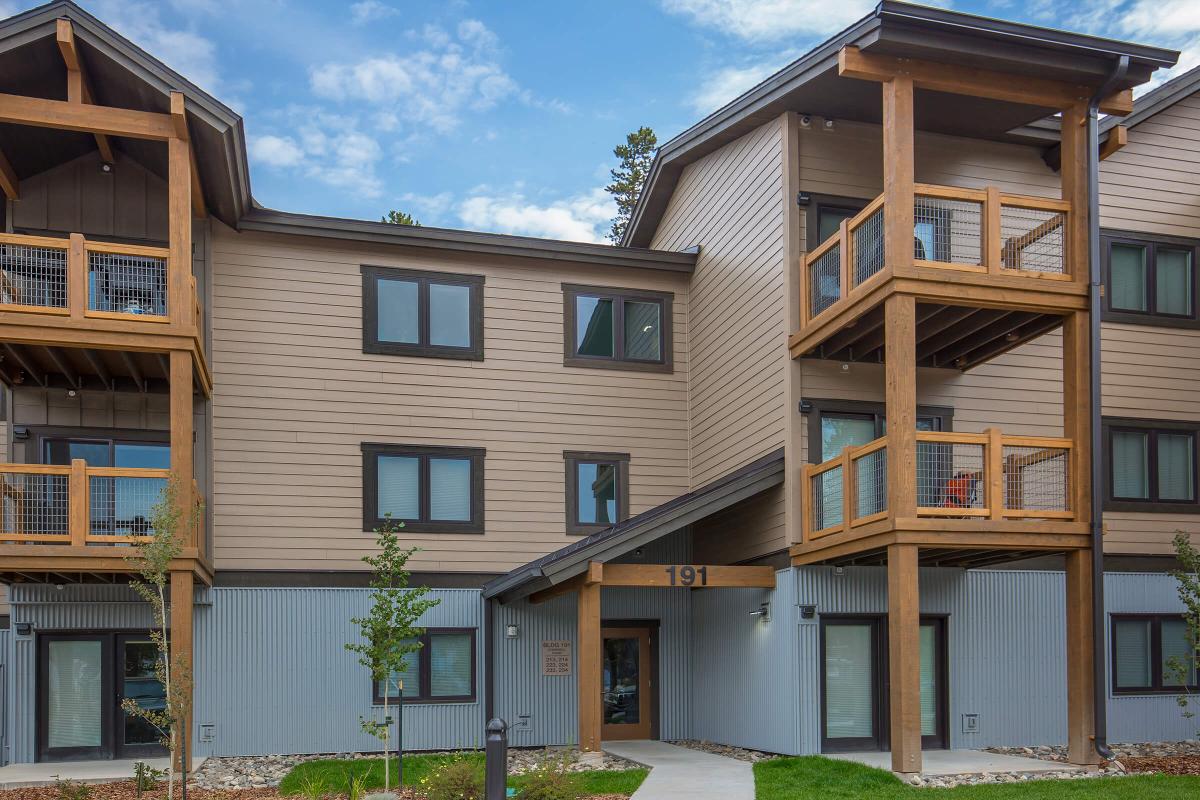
[482, 448, 785, 602]
[0, 0, 250, 225]
[623, 0, 1179, 248]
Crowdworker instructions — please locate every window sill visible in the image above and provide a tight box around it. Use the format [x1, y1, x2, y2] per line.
[563, 356, 672, 374]
[371, 698, 479, 707]
[1103, 500, 1200, 515]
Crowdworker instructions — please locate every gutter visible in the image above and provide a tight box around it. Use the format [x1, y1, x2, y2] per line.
[1086, 54, 1129, 763]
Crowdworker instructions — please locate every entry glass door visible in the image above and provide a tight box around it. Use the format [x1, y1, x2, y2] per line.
[38, 635, 113, 761]
[117, 635, 168, 758]
[822, 619, 882, 751]
[600, 626, 653, 741]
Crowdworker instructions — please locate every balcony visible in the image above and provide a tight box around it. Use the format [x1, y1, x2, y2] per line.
[790, 184, 1087, 369]
[0, 232, 208, 391]
[0, 460, 208, 581]
[793, 429, 1091, 566]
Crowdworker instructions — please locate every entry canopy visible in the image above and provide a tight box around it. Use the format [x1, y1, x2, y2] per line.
[483, 448, 785, 603]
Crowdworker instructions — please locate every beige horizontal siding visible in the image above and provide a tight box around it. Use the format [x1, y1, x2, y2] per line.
[209, 226, 690, 573]
[693, 485, 786, 564]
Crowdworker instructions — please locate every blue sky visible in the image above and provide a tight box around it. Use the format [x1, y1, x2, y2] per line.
[9, 0, 1197, 242]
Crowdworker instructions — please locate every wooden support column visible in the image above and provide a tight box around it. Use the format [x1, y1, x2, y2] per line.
[577, 572, 602, 752]
[882, 76, 914, 273]
[67, 233, 86, 320]
[1065, 548, 1098, 764]
[68, 458, 88, 546]
[168, 112, 193, 329]
[1062, 311, 1091, 522]
[887, 543, 922, 775]
[885, 294, 917, 518]
[170, 350, 194, 543]
[170, 568, 194, 772]
[1061, 104, 1088, 286]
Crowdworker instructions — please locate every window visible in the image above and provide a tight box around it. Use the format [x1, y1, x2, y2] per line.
[361, 265, 484, 359]
[372, 628, 477, 704]
[562, 284, 672, 372]
[564, 451, 630, 534]
[1111, 615, 1198, 694]
[361, 443, 485, 533]
[1104, 418, 1199, 513]
[803, 194, 865, 251]
[1102, 233, 1199, 328]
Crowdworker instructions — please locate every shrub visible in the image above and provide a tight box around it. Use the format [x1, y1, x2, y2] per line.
[514, 754, 581, 800]
[53, 777, 92, 800]
[420, 756, 485, 800]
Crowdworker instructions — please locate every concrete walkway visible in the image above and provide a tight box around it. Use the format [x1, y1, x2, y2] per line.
[0, 757, 188, 789]
[602, 740, 754, 800]
[829, 750, 1086, 776]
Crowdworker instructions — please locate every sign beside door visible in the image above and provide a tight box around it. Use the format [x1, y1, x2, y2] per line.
[541, 640, 572, 676]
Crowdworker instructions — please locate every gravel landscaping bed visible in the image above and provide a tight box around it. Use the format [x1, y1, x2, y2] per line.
[667, 739, 781, 762]
[985, 740, 1200, 764]
[190, 748, 639, 790]
[1, 782, 282, 800]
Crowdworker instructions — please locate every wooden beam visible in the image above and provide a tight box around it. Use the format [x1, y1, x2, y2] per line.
[42, 345, 80, 389]
[577, 580, 601, 753]
[170, 569, 194, 772]
[600, 563, 776, 588]
[0, 92, 174, 140]
[56, 19, 115, 162]
[170, 91, 206, 218]
[168, 133, 193, 327]
[2, 343, 45, 386]
[887, 543, 922, 775]
[1064, 549, 1097, 764]
[1099, 125, 1127, 161]
[838, 46, 1133, 115]
[0, 145, 17, 199]
[885, 294, 917, 518]
[120, 350, 145, 392]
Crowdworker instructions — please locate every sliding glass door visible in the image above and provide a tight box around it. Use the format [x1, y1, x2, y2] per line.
[38, 635, 113, 761]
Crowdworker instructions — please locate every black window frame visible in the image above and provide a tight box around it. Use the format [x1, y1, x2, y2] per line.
[1101, 231, 1200, 329]
[802, 398, 954, 464]
[1110, 613, 1199, 695]
[370, 627, 478, 705]
[1102, 417, 1200, 514]
[361, 443, 485, 533]
[564, 450, 630, 535]
[361, 265, 485, 360]
[800, 192, 949, 263]
[562, 284, 673, 373]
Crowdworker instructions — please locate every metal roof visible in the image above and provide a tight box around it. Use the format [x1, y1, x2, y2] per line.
[482, 448, 785, 602]
[623, 0, 1180, 247]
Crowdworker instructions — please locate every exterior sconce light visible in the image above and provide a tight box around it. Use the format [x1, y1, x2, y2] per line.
[834, 566, 845, 576]
[749, 602, 770, 622]
[505, 623, 519, 639]
[823, 118, 836, 130]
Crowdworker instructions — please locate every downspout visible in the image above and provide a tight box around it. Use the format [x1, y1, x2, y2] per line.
[484, 595, 496, 723]
[1086, 54, 1129, 762]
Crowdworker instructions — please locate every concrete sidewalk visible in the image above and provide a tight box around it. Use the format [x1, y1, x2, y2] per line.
[602, 740, 754, 800]
[0, 757, 190, 789]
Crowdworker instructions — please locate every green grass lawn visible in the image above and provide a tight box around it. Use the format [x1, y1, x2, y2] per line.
[755, 756, 1200, 800]
[279, 753, 647, 797]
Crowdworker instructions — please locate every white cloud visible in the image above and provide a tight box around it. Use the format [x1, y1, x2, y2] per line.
[661, 0, 877, 41]
[1121, 0, 1200, 37]
[350, 0, 399, 25]
[91, 0, 223, 93]
[310, 19, 518, 134]
[458, 187, 616, 243]
[690, 60, 784, 114]
[249, 135, 305, 168]
[250, 109, 385, 198]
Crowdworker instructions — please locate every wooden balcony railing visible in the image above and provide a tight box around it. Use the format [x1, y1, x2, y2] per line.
[802, 184, 1072, 325]
[0, 231, 201, 328]
[803, 428, 1074, 541]
[0, 460, 199, 548]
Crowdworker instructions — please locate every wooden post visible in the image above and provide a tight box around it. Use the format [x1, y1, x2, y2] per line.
[1060, 104, 1088, 286]
[170, 568, 194, 772]
[885, 294, 917, 519]
[67, 233, 86, 320]
[1065, 548, 1098, 764]
[577, 579, 602, 752]
[987, 427, 1004, 520]
[882, 76, 914, 274]
[841, 449, 854, 530]
[838, 218, 851, 298]
[887, 543, 921, 775]
[985, 186, 1002, 273]
[168, 124, 192, 329]
[170, 350, 194, 544]
[1061, 311, 1090, 524]
[68, 458, 87, 546]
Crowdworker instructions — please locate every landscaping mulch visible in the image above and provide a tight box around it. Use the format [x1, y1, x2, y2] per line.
[0, 782, 280, 800]
[1123, 755, 1200, 776]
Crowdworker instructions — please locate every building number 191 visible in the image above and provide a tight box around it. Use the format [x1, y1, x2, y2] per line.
[665, 565, 708, 586]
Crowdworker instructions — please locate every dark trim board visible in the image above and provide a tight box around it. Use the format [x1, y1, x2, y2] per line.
[801, 398, 955, 463]
[212, 570, 504, 589]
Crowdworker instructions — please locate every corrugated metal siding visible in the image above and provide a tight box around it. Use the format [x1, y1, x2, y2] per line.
[691, 569, 799, 754]
[1, 628, 9, 767]
[193, 588, 485, 756]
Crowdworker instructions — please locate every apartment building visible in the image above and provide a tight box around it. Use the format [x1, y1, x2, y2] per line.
[0, 0, 1196, 776]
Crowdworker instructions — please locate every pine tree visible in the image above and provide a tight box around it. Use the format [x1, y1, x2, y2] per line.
[605, 126, 657, 244]
[381, 210, 420, 226]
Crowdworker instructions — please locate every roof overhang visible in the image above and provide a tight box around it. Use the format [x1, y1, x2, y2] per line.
[482, 448, 784, 603]
[624, 0, 1179, 247]
[0, 1, 251, 226]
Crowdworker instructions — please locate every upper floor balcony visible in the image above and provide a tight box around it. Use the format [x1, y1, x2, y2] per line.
[790, 183, 1087, 367]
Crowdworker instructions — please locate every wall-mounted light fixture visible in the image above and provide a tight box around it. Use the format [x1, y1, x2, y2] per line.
[100, 162, 114, 174]
[823, 118, 836, 130]
[505, 623, 519, 639]
[15, 623, 32, 636]
[748, 601, 770, 622]
[834, 566, 845, 576]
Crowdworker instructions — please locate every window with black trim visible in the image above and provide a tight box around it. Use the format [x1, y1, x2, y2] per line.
[1111, 614, 1198, 694]
[361, 265, 484, 359]
[1102, 233, 1198, 328]
[372, 628, 477, 704]
[1103, 418, 1198, 513]
[361, 443, 485, 533]
[564, 451, 630, 534]
[562, 284, 672, 372]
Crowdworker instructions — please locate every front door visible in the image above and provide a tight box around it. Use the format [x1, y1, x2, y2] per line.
[820, 616, 948, 752]
[600, 626, 653, 741]
[37, 632, 167, 762]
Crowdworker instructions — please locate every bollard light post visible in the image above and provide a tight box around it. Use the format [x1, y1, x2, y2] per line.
[484, 718, 508, 800]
